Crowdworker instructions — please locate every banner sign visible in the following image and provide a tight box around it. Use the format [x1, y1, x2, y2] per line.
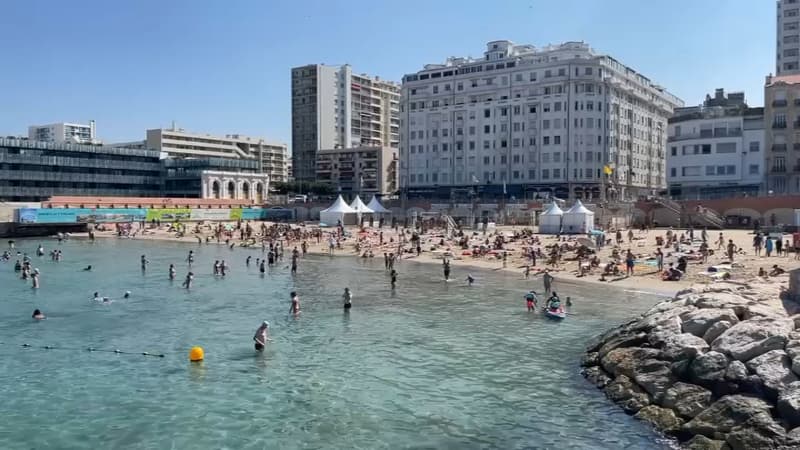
[16, 207, 293, 224]
[145, 208, 192, 222]
[18, 208, 146, 224]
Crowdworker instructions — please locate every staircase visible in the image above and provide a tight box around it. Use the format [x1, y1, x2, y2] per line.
[443, 214, 458, 239]
[689, 206, 725, 230]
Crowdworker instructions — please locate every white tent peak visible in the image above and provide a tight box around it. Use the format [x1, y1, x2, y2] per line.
[322, 195, 356, 213]
[566, 200, 591, 214]
[367, 196, 390, 213]
[349, 196, 374, 213]
[541, 203, 564, 216]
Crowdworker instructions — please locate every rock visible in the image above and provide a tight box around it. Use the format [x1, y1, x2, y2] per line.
[724, 360, 748, 383]
[746, 350, 798, 399]
[793, 358, 800, 378]
[689, 351, 729, 385]
[660, 333, 710, 361]
[685, 435, 726, 450]
[605, 375, 650, 413]
[694, 292, 751, 317]
[786, 426, 800, 448]
[683, 395, 772, 439]
[672, 359, 691, 378]
[632, 359, 676, 402]
[778, 382, 800, 428]
[634, 405, 684, 434]
[581, 351, 599, 367]
[598, 332, 648, 358]
[682, 309, 739, 337]
[600, 347, 660, 379]
[726, 412, 787, 450]
[786, 340, 800, 360]
[703, 320, 733, 344]
[710, 317, 794, 362]
[743, 303, 786, 320]
[582, 366, 611, 389]
[662, 382, 713, 418]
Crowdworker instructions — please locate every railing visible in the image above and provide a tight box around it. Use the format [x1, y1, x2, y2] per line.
[667, 129, 742, 142]
[772, 166, 787, 173]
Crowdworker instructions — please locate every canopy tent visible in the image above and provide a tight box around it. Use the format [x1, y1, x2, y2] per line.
[366, 196, 391, 214]
[349, 196, 374, 214]
[320, 195, 357, 226]
[538, 203, 563, 234]
[562, 200, 595, 234]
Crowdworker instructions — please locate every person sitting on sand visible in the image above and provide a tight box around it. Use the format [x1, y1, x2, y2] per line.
[663, 263, 683, 281]
[758, 267, 767, 277]
[32, 309, 45, 320]
[769, 265, 786, 276]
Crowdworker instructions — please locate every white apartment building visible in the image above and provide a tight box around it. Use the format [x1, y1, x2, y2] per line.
[146, 127, 289, 182]
[399, 41, 683, 202]
[291, 64, 400, 181]
[315, 146, 398, 196]
[667, 89, 764, 200]
[28, 121, 99, 145]
[778, 0, 800, 75]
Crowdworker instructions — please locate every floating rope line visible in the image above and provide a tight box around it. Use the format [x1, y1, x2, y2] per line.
[11, 343, 166, 358]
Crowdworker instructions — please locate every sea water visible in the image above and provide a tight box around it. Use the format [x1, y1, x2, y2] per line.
[0, 238, 674, 449]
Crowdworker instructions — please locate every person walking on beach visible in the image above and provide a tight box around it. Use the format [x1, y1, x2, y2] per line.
[656, 248, 664, 272]
[289, 291, 301, 315]
[253, 321, 271, 351]
[754, 233, 763, 256]
[524, 265, 531, 279]
[169, 264, 176, 281]
[627, 229, 634, 243]
[701, 227, 708, 243]
[766, 237, 774, 258]
[343, 288, 352, 310]
[182, 272, 194, 289]
[777, 238, 784, 257]
[716, 233, 725, 251]
[543, 269, 554, 294]
[625, 250, 635, 277]
[727, 239, 737, 262]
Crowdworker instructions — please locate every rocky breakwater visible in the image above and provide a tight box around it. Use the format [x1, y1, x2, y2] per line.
[582, 279, 800, 449]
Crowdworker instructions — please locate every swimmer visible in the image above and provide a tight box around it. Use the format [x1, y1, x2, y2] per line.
[140, 254, 148, 271]
[182, 272, 194, 289]
[259, 259, 266, 275]
[246, 256, 252, 267]
[466, 274, 475, 286]
[93, 292, 101, 302]
[186, 250, 194, 265]
[13, 260, 21, 271]
[343, 288, 352, 309]
[123, 291, 131, 299]
[169, 264, 176, 280]
[253, 321, 271, 351]
[83, 265, 92, 271]
[32, 309, 45, 320]
[390, 270, 397, 289]
[31, 269, 40, 289]
[566, 297, 573, 307]
[289, 291, 300, 315]
[36, 245, 44, 256]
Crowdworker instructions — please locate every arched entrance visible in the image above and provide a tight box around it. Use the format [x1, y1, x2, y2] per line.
[242, 182, 250, 200]
[255, 183, 264, 203]
[212, 181, 221, 199]
[227, 181, 236, 199]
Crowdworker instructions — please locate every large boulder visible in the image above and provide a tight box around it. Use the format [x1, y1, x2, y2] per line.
[688, 351, 729, 385]
[600, 347, 660, 379]
[683, 395, 772, 439]
[682, 308, 739, 337]
[597, 332, 648, 358]
[633, 405, 684, 434]
[724, 360, 748, 383]
[632, 359, 676, 402]
[685, 435, 726, 450]
[661, 382, 713, 418]
[726, 412, 787, 450]
[710, 317, 793, 362]
[604, 375, 651, 413]
[703, 320, 733, 344]
[660, 333, 710, 361]
[693, 292, 751, 315]
[745, 350, 798, 399]
[778, 382, 800, 428]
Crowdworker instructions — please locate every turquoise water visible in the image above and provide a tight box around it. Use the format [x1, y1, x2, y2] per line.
[0, 238, 673, 449]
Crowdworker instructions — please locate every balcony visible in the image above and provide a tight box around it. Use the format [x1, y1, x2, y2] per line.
[773, 99, 789, 107]
[773, 144, 788, 152]
[771, 166, 787, 173]
[773, 122, 788, 129]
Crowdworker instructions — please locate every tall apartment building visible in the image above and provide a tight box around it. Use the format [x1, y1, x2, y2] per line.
[291, 64, 400, 181]
[145, 127, 289, 182]
[315, 146, 397, 196]
[28, 121, 99, 145]
[778, 0, 800, 75]
[764, 73, 800, 194]
[667, 89, 764, 200]
[400, 41, 683, 202]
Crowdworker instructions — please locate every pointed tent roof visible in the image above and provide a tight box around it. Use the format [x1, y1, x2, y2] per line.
[321, 195, 356, 213]
[541, 203, 564, 216]
[565, 200, 592, 214]
[349, 196, 374, 213]
[366, 196, 391, 213]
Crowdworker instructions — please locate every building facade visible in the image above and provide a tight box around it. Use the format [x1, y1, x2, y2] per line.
[0, 138, 162, 202]
[162, 157, 265, 199]
[291, 64, 400, 181]
[146, 127, 289, 182]
[399, 41, 683, 202]
[200, 170, 270, 202]
[764, 73, 800, 194]
[28, 121, 99, 145]
[778, 0, 800, 75]
[667, 89, 764, 200]
[315, 146, 397, 196]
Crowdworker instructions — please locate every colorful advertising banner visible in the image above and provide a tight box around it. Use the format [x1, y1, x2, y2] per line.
[145, 208, 192, 222]
[17, 207, 293, 224]
[189, 209, 236, 221]
[18, 208, 146, 224]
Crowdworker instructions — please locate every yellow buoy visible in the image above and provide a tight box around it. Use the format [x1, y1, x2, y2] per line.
[189, 346, 204, 362]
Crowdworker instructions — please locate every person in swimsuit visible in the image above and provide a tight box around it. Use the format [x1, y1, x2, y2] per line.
[466, 274, 475, 286]
[182, 272, 194, 289]
[253, 321, 271, 351]
[289, 291, 300, 315]
[390, 270, 397, 289]
[546, 292, 562, 312]
[140, 255, 148, 271]
[169, 264, 176, 280]
[525, 291, 538, 311]
[342, 288, 353, 310]
[259, 260, 266, 274]
[32, 309, 45, 320]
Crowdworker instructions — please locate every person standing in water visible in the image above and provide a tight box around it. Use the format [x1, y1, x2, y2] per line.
[343, 288, 352, 310]
[31, 269, 40, 289]
[186, 250, 194, 266]
[220, 260, 227, 277]
[525, 290, 538, 311]
[182, 272, 194, 289]
[140, 255, 149, 271]
[543, 269, 554, 294]
[36, 245, 44, 257]
[390, 269, 397, 289]
[246, 256, 251, 267]
[253, 321, 271, 351]
[291, 254, 298, 275]
[442, 259, 451, 281]
[169, 264, 176, 281]
[466, 274, 475, 286]
[259, 259, 266, 275]
[289, 291, 300, 315]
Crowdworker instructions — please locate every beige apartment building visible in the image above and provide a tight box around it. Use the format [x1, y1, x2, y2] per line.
[315, 146, 397, 196]
[765, 73, 800, 194]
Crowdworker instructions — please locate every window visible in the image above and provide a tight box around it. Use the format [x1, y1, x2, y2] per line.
[543, 103, 551, 112]
[500, 123, 507, 132]
[543, 136, 550, 146]
[513, 138, 520, 147]
[484, 109, 491, 118]
[529, 106, 537, 114]
[456, 142, 463, 150]
[433, 85, 439, 94]
[469, 126, 476, 135]
[542, 169, 550, 179]
[670, 168, 676, 177]
[515, 73, 522, 82]
[544, 70, 552, 78]
[529, 72, 537, 81]
[786, 8, 799, 17]
[706, 166, 715, 176]
[484, 125, 491, 134]
[456, 127, 463, 136]
[442, 129, 449, 137]
[785, 35, 800, 44]
[513, 105, 521, 115]
[432, 129, 438, 138]
[670, 146, 677, 156]
[786, 21, 800, 31]
[682, 166, 701, 176]
[786, 48, 800, 57]
[542, 153, 550, 163]
[432, 100, 439, 107]
[483, 156, 490, 164]
[585, 67, 592, 75]
[554, 136, 561, 145]
[483, 141, 490, 149]
[558, 68, 566, 76]
[500, 140, 507, 148]
[553, 152, 561, 163]
[701, 144, 711, 154]
[553, 168, 561, 178]
[501, 107, 508, 117]
[529, 169, 536, 179]
[749, 141, 760, 152]
[471, 80, 478, 87]
[749, 164, 760, 175]
[543, 120, 550, 129]
[716, 142, 736, 153]
[442, 143, 448, 151]
[469, 141, 476, 150]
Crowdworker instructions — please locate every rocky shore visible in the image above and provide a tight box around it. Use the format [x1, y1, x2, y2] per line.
[582, 277, 800, 449]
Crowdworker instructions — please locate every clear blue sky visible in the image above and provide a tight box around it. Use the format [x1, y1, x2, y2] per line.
[0, 0, 774, 146]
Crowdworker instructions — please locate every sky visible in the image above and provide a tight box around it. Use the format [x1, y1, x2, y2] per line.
[0, 0, 775, 146]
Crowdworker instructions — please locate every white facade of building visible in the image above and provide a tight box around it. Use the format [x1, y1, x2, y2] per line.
[667, 101, 764, 199]
[28, 121, 99, 145]
[399, 40, 683, 201]
[291, 64, 400, 181]
[200, 170, 270, 201]
[778, 0, 800, 75]
[146, 127, 289, 182]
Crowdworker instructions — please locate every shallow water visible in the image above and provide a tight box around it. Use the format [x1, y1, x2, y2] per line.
[0, 238, 674, 449]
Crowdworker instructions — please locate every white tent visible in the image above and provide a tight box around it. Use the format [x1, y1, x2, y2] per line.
[320, 195, 357, 226]
[539, 203, 563, 234]
[349, 196, 374, 214]
[366, 196, 391, 214]
[562, 200, 595, 234]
